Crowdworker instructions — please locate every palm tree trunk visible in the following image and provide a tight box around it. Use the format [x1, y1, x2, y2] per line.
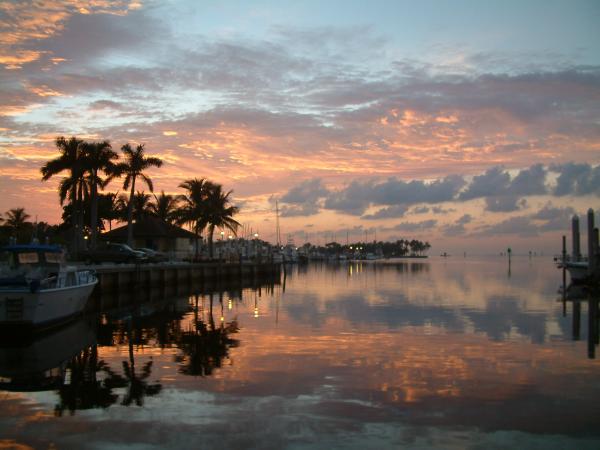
[126, 177, 136, 247]
[71, 185, 79, 255]
[194, 224, 200, 259]
[77, 182, 85, 252]
[90, 170, 98, 250]
[208, 225, 215, 259]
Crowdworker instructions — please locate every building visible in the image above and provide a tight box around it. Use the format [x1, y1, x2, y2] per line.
[101, 216, 198, 259]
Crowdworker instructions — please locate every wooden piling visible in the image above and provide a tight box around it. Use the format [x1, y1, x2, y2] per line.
[572, 215, 581, 261]
[562, 235, 567, 295]
[587, 209, 595, 274]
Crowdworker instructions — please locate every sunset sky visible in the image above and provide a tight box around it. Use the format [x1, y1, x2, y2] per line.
[1, 0, 599, 254]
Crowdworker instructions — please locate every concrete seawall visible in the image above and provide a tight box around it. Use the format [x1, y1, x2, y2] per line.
[83, 261, 281, 313]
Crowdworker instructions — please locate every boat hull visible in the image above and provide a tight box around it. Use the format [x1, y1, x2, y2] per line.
[0, 280, 97, 329]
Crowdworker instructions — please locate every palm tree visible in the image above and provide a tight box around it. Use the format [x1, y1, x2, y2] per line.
[131, 191, 153, 221]
[41, 136, 86, 253]
[5, 207, 30, 238]
[203, 183, 240, 258]
[175, 178, 210, 259]
[98, 192, 121, 231]
[149, 190, 178, 224]
[119, 144, 163, 247]
[81, 141, 120, 249]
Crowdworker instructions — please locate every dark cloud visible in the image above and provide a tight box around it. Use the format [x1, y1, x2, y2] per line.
[477, 216, 539, 237]
[443, 214, 472, 236]
[531, 203, 576, 221]
[280, 178, 328, 204]
[485, 196, 527, 212]
[508, 164, 547, 196]
[324, 176, 465, 215]
[362, 204, 409, 220]
[390, 219, 438, 232]
[460, 165, 548, 211]
[33, 10, 168, 65]
[280, 204, 320, 217]
[459, 167, 511, 201]
[552, 163, 600, 196]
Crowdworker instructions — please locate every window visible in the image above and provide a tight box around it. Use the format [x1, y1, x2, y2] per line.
[18, 252, 39, 264]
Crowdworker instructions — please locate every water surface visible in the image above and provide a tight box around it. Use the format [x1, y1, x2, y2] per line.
[1, 256, 599, 449]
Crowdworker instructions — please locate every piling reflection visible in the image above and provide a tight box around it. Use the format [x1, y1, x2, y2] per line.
[561, 283, 600, 359]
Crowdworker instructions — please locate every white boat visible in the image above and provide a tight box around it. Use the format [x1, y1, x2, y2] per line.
[0, 244, 97, 329]
[559, 261, 589, 283]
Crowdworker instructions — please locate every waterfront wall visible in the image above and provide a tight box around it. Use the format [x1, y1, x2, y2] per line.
[88, 261, 281, 298]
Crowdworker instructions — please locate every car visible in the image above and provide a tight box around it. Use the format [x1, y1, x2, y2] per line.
[80, 243, 147, 264]
[135, 247, 168, 263]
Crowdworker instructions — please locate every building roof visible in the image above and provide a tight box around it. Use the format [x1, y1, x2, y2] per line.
[102, 216, 197, 240]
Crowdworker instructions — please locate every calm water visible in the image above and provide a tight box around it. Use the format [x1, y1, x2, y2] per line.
[1, 256, 599, 449]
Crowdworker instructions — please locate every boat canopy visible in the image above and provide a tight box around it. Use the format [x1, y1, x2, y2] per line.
[1, 244, 63, 253]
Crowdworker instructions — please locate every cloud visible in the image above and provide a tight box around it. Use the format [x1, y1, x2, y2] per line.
[279, 203, 320, 217]
[477, 216, 539, 237]
[362, 204, 409, 220]
[484, 196, 527, 212]
[279, 178, 329, 217]
[552, 163, 600, 196]
[280, 178, 328, 204]
[460, 165, 548, 211]
[443, 214, 472, 236]
[324, 175, 465, 215]
[390, 219, 438, 232]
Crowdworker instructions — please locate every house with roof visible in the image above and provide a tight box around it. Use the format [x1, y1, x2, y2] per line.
[101, 216, 198, 258]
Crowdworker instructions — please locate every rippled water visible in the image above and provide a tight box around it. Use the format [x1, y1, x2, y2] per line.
[1, 256, 599, 449]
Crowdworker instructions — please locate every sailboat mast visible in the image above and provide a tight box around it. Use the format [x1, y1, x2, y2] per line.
[275, 200, 281, 247]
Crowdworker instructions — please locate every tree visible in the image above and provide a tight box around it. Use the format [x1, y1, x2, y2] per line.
[118, 144, 163, 247]
[149, 190, 178, 224]
[5, 207, 30, 238]
[131, 191, 153, 221]
[98, 192, 121, 231]
[41, 136, 86, 253]
[81, 140, 120, 249]
[175, 178, 209, 259]
[202, 183, 240, 259]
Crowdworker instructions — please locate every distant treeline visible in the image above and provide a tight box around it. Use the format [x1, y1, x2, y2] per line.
[301, 239, 431, 257]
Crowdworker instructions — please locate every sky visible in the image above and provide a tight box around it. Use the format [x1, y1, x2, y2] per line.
[0, 0, 599, 254]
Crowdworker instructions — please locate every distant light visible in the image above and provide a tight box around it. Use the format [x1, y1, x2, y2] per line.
[163, 131, 178, 136]
[254, 233, 259, 238]
[228, 235, 233, 240]
[254, 307, 259, 318]
[220, 316, 224, 322]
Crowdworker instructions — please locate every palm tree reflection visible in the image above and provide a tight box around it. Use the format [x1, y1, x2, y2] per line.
[54, 345, 125, 416]
[175, 293, 239, 376]
[120, 316, 162, 406]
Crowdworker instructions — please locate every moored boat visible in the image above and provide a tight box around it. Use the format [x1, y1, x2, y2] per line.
[0, 244, 97, 330]
[557, 260, 590, 283]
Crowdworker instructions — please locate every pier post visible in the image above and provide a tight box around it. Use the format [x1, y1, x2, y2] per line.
[562, 235, 567, 298]
[587, 209, 595, 275]
[573, 300, 581, 340]
[572, 215, 581, 261]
